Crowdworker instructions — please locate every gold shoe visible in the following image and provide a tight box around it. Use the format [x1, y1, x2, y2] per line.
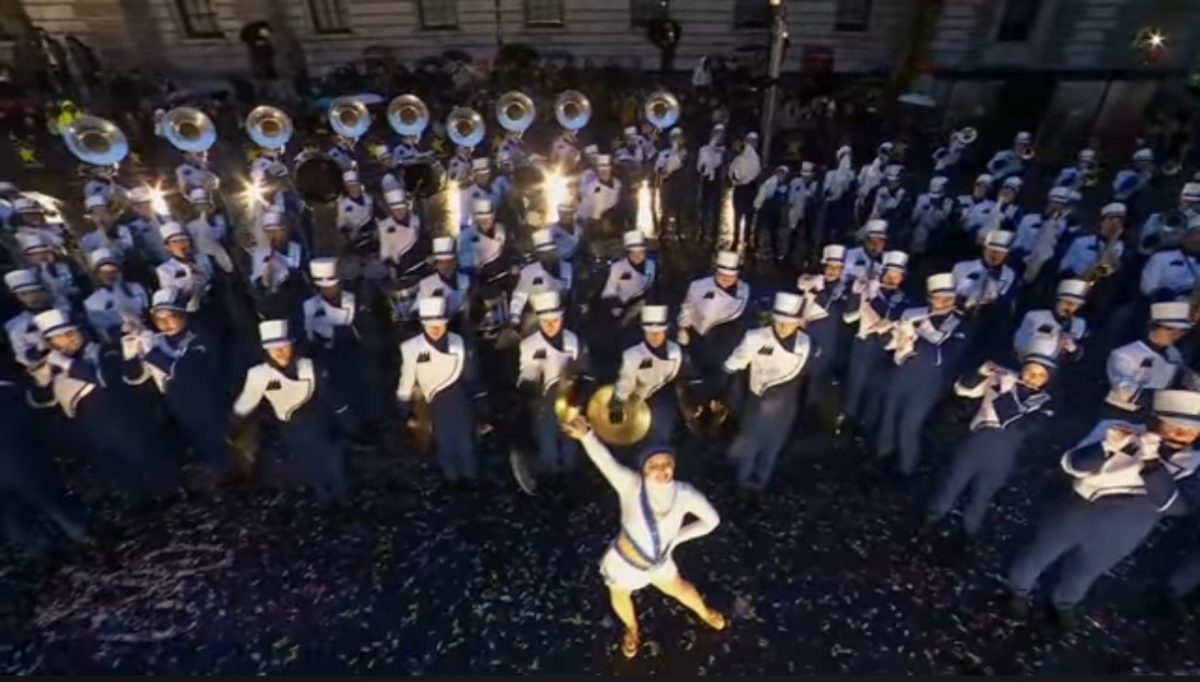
[621, 629, 640, 659]
[702, 609, 727, 631]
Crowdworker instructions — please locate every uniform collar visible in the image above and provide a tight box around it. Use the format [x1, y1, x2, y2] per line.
[644, 339, 669, 359]
[540, 329, 564, 351]
[424, 332, 450, 352]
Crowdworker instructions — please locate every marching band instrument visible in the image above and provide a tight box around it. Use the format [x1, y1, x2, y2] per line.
[554, 90, 591, 131]
[162, 106, 217, 153]
[1085, 232, 1122, 283]
[447, 106, 486, 148]
[578, 384, 651, 446]
[245, 105, 293, 150]
[953, 126, 977, 146]
[496, 91, 536, 134]
[387, 94, 430, 138]
[643, 90, 680, 131]
[407, 389, 434, 454]
[1019, 145, 1035, 162]
[63, 115, 129, 167]
[1162, 158, 1182, 177]
[292, 149, 344, 204]
[328, 96, 372, 140]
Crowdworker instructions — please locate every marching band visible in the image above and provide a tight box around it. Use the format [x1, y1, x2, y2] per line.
[4, 85, 1200, 656]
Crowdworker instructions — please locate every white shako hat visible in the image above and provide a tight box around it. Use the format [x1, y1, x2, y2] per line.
[772, 292, 803, 323]
[1151, 301, 1192, 330]
[714, 250, 739, 275]
[641, 304, 669, 331]
[531, 291, 563, 319]
[258, 319, 291, 348]
[881, 250, 909, 271]
[822, 244, 846, 263]
[34, 309, 77, 338]
[1056, 279, 1089, 302]
[309, 257, 339, 287]
[1153, 390, 1200, 429]
[418, 297, 449, 324]
[926, 273, 954, 296]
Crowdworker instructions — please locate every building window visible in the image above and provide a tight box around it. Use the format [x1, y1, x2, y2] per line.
[834, 0, 871, 32]
[631, 0, 666, 28]
[309, 0, 349, 33]
[996, 0, 1041, 42]
[734, 0, 769, 29]
[0, 0, 28, 39]
[419, 0, 458, 29]
[175, 0, 223, 38]
[525, 0, 564, 26]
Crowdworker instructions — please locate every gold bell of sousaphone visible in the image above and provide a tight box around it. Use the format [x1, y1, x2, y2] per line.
[328, 96, 372, 140]
[407, 388, 435, 455]
[643, 90, 680, 131]
[245, 105, 294, 150]
[554, 90, 592, 131]
[63, 115, 129, 167]
[558, 384, 651, 446]
[387, 94, 430, 138]
[953, 126, 978, 146]
[162, 106, 217, 153]
[496, 91, 536, 134]
[447, 106, 486, 148]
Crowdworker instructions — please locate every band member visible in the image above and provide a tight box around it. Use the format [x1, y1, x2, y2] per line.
[678, 251, 750, 399]
[821, 146, 856, 241]
[175, 149, 217, 195]
[654, 127, 688, 229]
[304, 257, 387, 434]
[1138, 182, 1200, 255]
[926, 337, 1057, 538]
[1140, 221, 1200, 303]
[184, 187, 234, 274]
[35, 308, 180, 503]
[855, 142, 894, 221]
[839, 250, 909, 431]
[909, 176, 954, 259]
[18, 233, 88, 309]
[336, 170, 379, 280]
[1005, 389, 1200, 629]
[251, 214, 308, 328]
[865, 165, 907, 224]
[1103, 302, 1192, 420]
[1013, 279, 1090, 364]
[611, 305, 683, 447]
[551, 129, 580, 170]
[518, 291, 588, 476]
[723, 291, 810, 494]
[547, 201, 582, 262]
[510, 229, 574, 332]
[326, 135, 358, 171]
[119, 186, 170, 263]
[750, 164, 791, 260]
[461, 159, 506, 229]
[874, 273, 969, 475]
[972, 177, 1023, 245]
[126, 289, 232, 478]
[156, 221, 215, 318]
[985, 131, 1032, 183]
[1112, 148, 1155, 203]
[953, 229, 1017, 363]
[233, 320, 348, 501]
[843, 219, 889, 282]
[1059, 202, 1127, 279]
[789, 161, 819, 257]
[560, 415, 725, 660]
[599, 230, 657, 344]
[397, 297, 487, 485]
[82, 166, 127, 205]
[82, 247, 149, 342]
[580, 144, 601, 187]
[615, 126, 646, 166]
[696, 124, 727, 239]
[418, 237, 470, 324]
[728, 131, 762, 249]
[1013, 186, 1078, 290]
[378, 188, 426, 279]
[579, 154, 622, 232]
[447, 145, 474, 185]
[955, 174, 993, 233]
[796, 245, 849, 421]
[1053, 148, 1097, 192]
[80, 193, 135, 257]
[4, 270, 59, 371]
[458, 199, 515, 281]
[635, 123, 658, 164]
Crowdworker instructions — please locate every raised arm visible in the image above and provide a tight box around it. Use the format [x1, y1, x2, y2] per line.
[579, 429, 640, 493]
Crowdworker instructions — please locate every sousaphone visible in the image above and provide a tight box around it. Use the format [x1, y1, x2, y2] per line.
[162, 106, 217, 153]
[63, 115, 129, 167]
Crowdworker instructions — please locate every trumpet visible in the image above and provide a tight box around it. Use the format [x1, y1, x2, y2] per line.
[447, 106, 486, 148]
[1162, 158, 1183, 177]
[162, 106, 217, 153]
[554, 90, 591, 131]
[1085, 232, 1122, 282]
[245, 105, 293, 150]
[387, 94, 429, 137]
[328, 96, 372, 140]
[63, 115, 129, 167]
[496, 91, 535, 135]
[643, 90, 680, 131]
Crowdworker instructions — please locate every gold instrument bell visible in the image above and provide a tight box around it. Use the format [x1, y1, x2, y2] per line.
[63, 115, 129, 167]
[162, 106, 217, 153]
[557, 384, 651, 446]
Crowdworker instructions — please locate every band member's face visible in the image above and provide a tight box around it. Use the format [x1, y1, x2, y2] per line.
[1020, 363, 1050, 389]
[599, 167, 613, 182]
[27, 250, 53, 265]
[1156, 420, 1200, 450]
[16, 289, 48, 309]
[89, 207, 110, 225]
[1047, 200, 1064, 214]
[982, 247, 1007, 267]
[776, 169, 788, 181]
[1149, 324, 1187, 346]
[319, 284, 340, 300]
[881, 269, 904, 288]
[823, 263, 844, 281]
[474, 172, 490, 186]
[1181, 232, 1200, 255]
[628, 249, 646, 265]
[1100, 216, 1124, 237]
[865, 236, 886, 255]
[390, 205, 409, 220]
[559, 209, 576, 226]
[152, 310, 186, 335]
[423, 322, 448, 341]
[476, 214, 495, 230]
[1055, 298, 1082, 317]
[642, 453, 675, 485]
[268, 230, 288, 248]
[645, 329, 666, 347]
[166, 238, 193, 259]
[96, 265, 121, 286]
[773, 320, 801, 338]
[267, 343, 294, 366]
[999, 188, 1017, 203]
[193, 201, 213, 214]
[715, 272, 737, 289]
[929, 293, 955, 313]
[48, 330, 85, 355]
[133, 202, 154, 217]
[22, 211, 45, 226]
[973, 184, 988, 198]
[538, 316, 563, 337]
[346, 183, 363, 199]
[435, 258, 456, 277]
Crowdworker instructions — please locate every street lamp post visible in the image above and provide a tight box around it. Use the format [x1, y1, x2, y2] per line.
[759, 0, 788, 168]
